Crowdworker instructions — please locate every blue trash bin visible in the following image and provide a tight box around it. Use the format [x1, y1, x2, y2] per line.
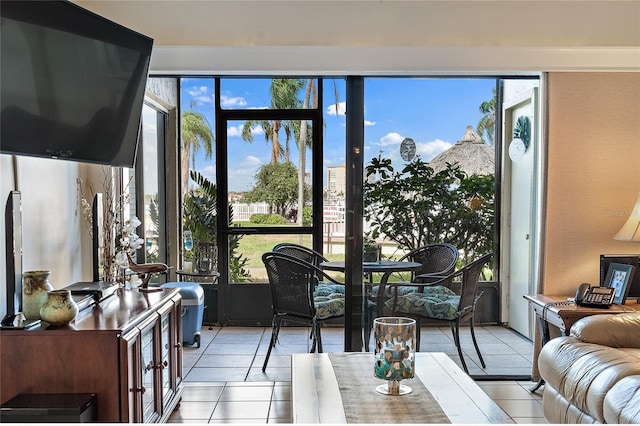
[161, 282, 204, 348]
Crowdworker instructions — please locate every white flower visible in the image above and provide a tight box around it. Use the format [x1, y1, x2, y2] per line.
[115, 215, 144, 269]
[115, 251, 129, 268]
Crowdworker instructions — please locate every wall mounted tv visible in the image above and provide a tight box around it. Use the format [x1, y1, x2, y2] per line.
[0, 0, 153, 168]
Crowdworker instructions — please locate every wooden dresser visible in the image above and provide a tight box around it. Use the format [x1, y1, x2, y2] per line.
[0, 287, 183, 423]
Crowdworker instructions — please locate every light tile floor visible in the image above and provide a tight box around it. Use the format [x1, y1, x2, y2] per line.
[169, 325, 547, 424]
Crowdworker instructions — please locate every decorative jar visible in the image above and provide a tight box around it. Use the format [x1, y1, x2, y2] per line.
[39, 290, 78, 326]
[373, 317, 416, 395]
[22, 270, 54, 320]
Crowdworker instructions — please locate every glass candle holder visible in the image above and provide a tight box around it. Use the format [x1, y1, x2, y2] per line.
[373, 317, 416, 395]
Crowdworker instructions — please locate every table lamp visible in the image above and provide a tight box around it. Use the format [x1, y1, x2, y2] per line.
[614, 193, 640, 242]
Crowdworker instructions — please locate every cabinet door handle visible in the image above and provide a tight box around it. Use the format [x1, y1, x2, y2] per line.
[156, 360, 169, 370]
[175, 342, 182, 350]
[131, 386, 146, 394]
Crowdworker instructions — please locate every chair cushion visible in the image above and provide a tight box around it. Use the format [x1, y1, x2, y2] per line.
[314, 293, 345, 319]
[371, 284, 420, 298]
[314, 282, 345, 297]
[386, 286, 459, 320]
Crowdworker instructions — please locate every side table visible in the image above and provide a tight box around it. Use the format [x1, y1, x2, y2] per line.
[176, 270, 220, 329]
[523, 293, 638, 392]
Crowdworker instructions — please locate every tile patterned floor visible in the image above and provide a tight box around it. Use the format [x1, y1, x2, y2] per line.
[169, 325, 547, 424]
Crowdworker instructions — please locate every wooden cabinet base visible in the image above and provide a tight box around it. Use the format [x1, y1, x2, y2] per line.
[0, 287, 183, 422]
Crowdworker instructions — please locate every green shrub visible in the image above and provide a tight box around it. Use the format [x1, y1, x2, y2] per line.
[250, 213, 286, 225]
[250, 213, 267, 224]
[302, 206, 312, 226]
[264, 214, 287, 225]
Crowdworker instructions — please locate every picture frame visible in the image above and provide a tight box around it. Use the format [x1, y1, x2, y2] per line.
[604, 262, 635, 304]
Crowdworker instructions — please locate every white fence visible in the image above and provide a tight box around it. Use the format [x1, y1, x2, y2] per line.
[230, 202, 347, 225]
[231, 202, 270, 222]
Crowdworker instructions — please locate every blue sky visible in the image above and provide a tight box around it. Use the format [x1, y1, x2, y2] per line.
[180, 77, 496, 193]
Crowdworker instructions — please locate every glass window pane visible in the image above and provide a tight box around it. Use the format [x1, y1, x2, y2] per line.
[220, 78, 319, 109]
[227, 119, 312, 227]
[179, 77, 216, 199]
[322, 78, 347, 260]
[363, 77, 497, 262]
[141, 104, 164, 265]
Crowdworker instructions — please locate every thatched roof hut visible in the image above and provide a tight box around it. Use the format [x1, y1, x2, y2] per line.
[428, 125, 494, 176]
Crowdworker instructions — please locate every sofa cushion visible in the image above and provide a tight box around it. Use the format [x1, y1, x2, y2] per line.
[571, 313, 640, 348]
[539, 336, 640, 423]
[604, 375, 640, 424]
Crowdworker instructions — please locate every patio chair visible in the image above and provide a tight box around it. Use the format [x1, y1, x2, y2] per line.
[272, 242, 327, 266]
[261, 251, 345, 371]
[387, 253, 493, 374]
[373, 243, 459, 316]
[273, 243, 345, 296]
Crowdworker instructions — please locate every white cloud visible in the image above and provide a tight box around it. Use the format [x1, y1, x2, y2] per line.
[198, 165, 216, 184]
[326, 101, 346, 116]
[227, 125, 242, 137]
[221, 94, 247, 108]
[227, 124, 264, 138]
[227, 156, 263, 191]
[243, 155, 262, 166]
[325, 102, 374, 126]
[187, 86, 213, 106]
[416, 139, 452, 160]
[365, 137, 452, 170]
[377, 132, 405, 147]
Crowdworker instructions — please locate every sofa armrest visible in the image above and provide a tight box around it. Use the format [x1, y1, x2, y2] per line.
[570, 312, 640, 348]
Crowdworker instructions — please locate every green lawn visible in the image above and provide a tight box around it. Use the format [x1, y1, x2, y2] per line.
[232, 230, 413, 282]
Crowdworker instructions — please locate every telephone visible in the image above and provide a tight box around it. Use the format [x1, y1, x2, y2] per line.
[575, 283, 615, 308]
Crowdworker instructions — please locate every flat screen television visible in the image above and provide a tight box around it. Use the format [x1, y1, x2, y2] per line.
[0, 0, 153, 168]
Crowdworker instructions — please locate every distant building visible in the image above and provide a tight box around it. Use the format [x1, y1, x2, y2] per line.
[326, 164, 346, 201]
[228, 192, 245, 203]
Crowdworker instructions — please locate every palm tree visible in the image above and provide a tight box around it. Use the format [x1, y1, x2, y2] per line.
[241, 79, 303, 163]
[477, 87, 496, 145]
[297, 79, 316, 225]
[181, 109, 214, 194]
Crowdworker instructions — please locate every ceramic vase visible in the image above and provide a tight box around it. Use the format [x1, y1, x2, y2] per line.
[22, 270, 54, 320]
[39, 290, 78, 326]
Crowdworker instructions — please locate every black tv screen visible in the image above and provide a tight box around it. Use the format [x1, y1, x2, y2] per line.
[0, 0, 153, 168]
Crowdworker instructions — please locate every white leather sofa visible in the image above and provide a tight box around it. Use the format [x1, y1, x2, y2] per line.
[538, 312, 640, 423]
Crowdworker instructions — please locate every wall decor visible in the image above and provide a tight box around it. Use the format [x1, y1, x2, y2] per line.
[508, 115, 531, 162]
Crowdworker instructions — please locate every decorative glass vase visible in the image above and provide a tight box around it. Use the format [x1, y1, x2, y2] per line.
[373, 317, 416, 395]
[22, 270, 54, 320]
[39, 290, 78, 326]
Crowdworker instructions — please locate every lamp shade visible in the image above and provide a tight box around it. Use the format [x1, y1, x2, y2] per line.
[614, 193, 640, 242]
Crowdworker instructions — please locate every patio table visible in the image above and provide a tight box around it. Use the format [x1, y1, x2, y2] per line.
[319, 260, 422, 350]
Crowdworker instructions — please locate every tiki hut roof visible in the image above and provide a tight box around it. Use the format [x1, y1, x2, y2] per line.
[428, 125, 494, 176]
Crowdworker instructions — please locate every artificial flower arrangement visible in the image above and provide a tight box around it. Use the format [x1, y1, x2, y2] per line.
[78, 169, 144, 286]
[115, 216, 145, 267]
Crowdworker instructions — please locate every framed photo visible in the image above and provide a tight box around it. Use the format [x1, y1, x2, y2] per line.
[604, 263, 635, 304]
